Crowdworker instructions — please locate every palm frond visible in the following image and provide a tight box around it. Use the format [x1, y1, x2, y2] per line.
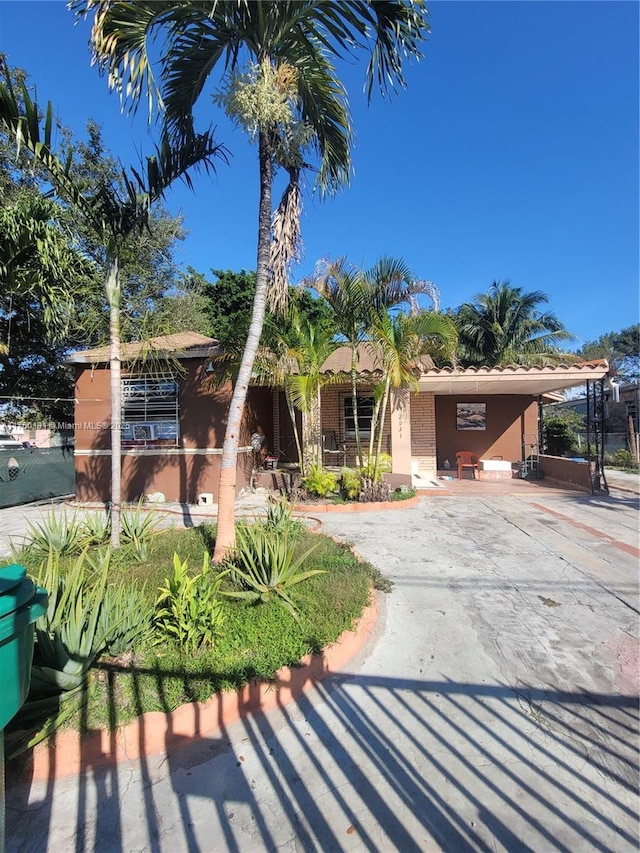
[455, 280, 574, 367]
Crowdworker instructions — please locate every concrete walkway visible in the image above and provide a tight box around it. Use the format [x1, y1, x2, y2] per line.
[0, 491, 272, 559]
[5, 489, 640, 852]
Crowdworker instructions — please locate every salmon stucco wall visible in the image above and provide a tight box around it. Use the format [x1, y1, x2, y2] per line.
[73, 363, 272, 503]
[435, 395, 538, 466]
[75, 451, 230, 504]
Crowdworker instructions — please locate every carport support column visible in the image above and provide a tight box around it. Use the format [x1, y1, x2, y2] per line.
[390, 388, 412, 476]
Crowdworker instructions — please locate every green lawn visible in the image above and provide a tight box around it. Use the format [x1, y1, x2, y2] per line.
[9, 522, 387, 742]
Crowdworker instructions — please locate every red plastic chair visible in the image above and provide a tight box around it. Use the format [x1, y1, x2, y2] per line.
[456, 451, 480, 480]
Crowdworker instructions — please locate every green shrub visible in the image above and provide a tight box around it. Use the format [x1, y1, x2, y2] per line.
[359, 452, 392, 481]
[301, 464, 338, 497]
[391, 485, 416, 501]
[613, 448, 637, 469]
[155, 552, 227, 653]
[226, 523, 324, 619]
[543, 410, 584, 456]
[340, 467, 361, 500]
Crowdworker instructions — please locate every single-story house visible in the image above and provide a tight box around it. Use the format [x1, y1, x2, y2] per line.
[68, 332, 611, 503]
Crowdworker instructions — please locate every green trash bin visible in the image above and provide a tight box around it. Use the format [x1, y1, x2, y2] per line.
[0, 564, 47, 852]
[0, 565, 47, 729]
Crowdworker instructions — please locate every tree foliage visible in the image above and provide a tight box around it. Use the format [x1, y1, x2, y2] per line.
[543, 409, 584, 457]
[0, 289, 76, 424]
[311, 255, 441, 466]
[454, 280, 575, 368]
[579, 324, 639, 383]
[0, 62, 217, 421]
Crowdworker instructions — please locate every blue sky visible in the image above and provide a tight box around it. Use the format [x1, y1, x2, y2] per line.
[1, 1, 638, 348]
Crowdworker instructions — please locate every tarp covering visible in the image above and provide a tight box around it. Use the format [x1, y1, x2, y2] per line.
[0, 447, 75, 508]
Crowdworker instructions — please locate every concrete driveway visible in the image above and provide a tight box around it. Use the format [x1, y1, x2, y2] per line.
[6, 490, 639, 852]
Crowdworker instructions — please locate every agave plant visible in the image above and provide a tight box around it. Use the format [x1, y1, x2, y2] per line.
[81, 510, 112, 547]
[225, 523, 324, 620]
[21, 509, 87, 557]
[121, 501, 162, 561]
[8, 549, 154, 754]
[22, 550, 111, 712]
[263, 496, 304, 539]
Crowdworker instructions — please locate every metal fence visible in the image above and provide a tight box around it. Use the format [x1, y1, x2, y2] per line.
[0, 447, 75, 508]
[576, 432, 628, 455]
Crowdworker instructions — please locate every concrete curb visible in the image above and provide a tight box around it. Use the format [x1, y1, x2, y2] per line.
[28, 596, 380, 782]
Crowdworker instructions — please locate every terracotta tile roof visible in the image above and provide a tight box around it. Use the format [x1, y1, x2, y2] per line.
[416, 359, 610, 397]
[417, 359, 610, 377]
[320, 345, 435, 375]
[68, 332, 222, 364]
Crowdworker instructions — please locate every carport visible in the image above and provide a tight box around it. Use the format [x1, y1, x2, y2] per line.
[405, 360, 611, 491]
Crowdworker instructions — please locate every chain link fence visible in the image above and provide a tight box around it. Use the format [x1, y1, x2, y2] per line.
[0, 447, 75, 508]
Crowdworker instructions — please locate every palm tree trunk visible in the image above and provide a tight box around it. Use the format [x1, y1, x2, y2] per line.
[375, 376, 392, 480]
[284, 387, 305, 475]
[315, 383, 323, 468]
[351, 349, 363, 468]
[213, 130, 272, 562]
[107, 256, 122, 549]
[368, 388, 383, 476]
[301, 409, 314, 470]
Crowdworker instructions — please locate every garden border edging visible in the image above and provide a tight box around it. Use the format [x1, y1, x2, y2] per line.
[291, 493, 420, 513]
[28, 594, 380, 782]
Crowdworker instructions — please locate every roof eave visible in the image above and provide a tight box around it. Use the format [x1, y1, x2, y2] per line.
[67, 345, 224, 365]
[417, 363, 610, 396]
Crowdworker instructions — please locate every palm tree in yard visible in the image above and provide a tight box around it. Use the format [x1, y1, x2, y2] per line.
[312, 255, 440, 468]
[258, 303, 339, 476]
[281, 316, 340, 474]
[74, 1, 430, 561]
[0, 73, 222, 547]
[367, 308, 457, 479]
[455, 281, 575, 368]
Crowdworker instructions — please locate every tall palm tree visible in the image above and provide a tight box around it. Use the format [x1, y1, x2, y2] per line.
[282, 318, 340, 473]
[258, 303, 338, 475]
[311, 258, 369, 467]
[455, 281, 575, 368]
[368, 308, 457, 479]
[312, 255, 439, 467]
[74, 0, 430, 561]
[0, 74, 222, 546]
